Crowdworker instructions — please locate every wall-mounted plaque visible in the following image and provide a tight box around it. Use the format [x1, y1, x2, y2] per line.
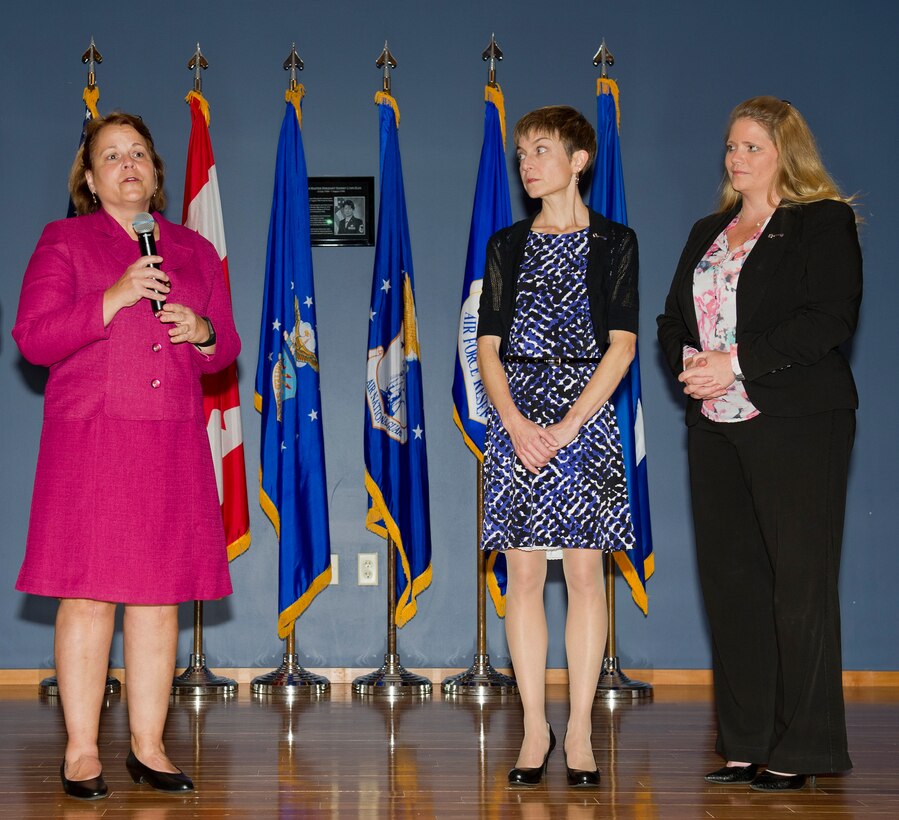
[308, 176, 375, 247]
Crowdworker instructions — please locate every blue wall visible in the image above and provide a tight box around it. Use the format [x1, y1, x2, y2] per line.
[2, 0, 897, 672]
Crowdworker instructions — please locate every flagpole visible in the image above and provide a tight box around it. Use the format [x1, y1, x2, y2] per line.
[250, 44, 331, 698]
[354, 47, 431, 697]
[590, 40, 651, 700]
[170, 44, 237, 698]
[442, 36, 517, 699]
[42, 37, 119, 700]
[353, 534, 432, 696]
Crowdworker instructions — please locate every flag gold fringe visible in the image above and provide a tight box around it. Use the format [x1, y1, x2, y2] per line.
[374, 91, 400, 126]
[612, 549, 654, 616]
[402, 274, 421, 360]
[364, 468, 432, 627]
[83, 85, 100, 119]
[277, 563, 332, 639]
[227, 530, 251, 562]
[185, 89, 210, 125]
[485, 84, 506, 145]
[485, 551, 506, 617]
[451, 406, 484, 462]
[256, 457, 332, 637]
[285, 85, 305, 127]
[597, 77, 621, 130]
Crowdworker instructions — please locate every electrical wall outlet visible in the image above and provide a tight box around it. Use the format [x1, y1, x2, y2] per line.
[330, 554, 339, 585]
[358, 552, 378, 586]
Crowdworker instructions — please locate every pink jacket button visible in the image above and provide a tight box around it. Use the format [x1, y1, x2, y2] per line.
[152, 343, 162, 352]
[151, 379, 161, 389]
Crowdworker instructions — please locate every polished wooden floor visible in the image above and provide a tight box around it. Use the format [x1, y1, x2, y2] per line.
[1, 683, 897, 818]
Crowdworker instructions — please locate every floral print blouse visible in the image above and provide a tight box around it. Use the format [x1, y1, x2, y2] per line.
[686, 216, 769, 423]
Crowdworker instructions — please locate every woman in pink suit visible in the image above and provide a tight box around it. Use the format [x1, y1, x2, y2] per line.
[13, 112, 241, 799]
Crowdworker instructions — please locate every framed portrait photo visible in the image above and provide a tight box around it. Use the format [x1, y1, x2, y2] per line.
[309, 176, 375, 247]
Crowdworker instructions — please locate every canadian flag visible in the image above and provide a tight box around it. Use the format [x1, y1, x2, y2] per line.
[182, 90, 251, 561]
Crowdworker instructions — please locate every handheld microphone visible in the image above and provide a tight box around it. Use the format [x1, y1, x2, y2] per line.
[132, 212, 164, 313]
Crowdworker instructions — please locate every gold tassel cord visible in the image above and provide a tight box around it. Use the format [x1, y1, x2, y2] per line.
[374, 90, 400, 127]
[184, 89, 210, 125]
[83, 85, 100, 119]
[484, 84, 506, 145]
[285, 85, 305, 127]
[597, 77, 621, 130]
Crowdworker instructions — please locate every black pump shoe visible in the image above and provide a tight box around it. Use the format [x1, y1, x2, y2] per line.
[508, 726, 556, 787]
[749, 771, 814, 791]
[60, 761, 108, 800]
[565, 755, 601, 788]
[704, 764, 760, 784]
[126, 751, 194, 792]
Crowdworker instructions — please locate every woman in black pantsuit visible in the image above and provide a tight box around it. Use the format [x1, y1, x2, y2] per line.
[657, 96, 862, 791]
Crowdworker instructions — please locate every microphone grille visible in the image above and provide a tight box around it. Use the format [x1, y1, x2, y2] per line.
[132, 212, 156, 235]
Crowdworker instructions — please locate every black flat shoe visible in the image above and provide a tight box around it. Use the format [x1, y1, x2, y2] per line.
[508, 726, 556, 787]
[126, 751, 194, 792]
[60, 761, 108, 800]
[564, 754, 600, 788]
[749, 771, 814, 791]
[704, 763, 760, 784]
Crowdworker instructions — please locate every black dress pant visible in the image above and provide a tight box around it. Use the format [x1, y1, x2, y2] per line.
[688, 409, 854, 773]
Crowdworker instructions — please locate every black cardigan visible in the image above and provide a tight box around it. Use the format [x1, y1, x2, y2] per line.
[476, 209, 639, 357]
[657, 199, 862, 424]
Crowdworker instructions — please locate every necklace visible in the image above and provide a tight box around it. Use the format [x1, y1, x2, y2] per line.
[737, 210, 774, 228]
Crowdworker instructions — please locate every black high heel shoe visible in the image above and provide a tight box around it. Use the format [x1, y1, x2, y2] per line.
[749, 771, 814, 791]
[126, 750, 194, 792]
[564, 755, 601, 788]
[562, 734, 600, 787]
[60, 761, 108, 800]
[508, 725, 556, 787]
[704, 763, 760, 784]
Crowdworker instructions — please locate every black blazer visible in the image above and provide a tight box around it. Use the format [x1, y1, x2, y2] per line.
[657, 199, 862, 425]
[477, 209, 639, 357]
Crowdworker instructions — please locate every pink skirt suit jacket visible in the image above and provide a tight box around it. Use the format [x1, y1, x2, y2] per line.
[12, 209, 241, 604]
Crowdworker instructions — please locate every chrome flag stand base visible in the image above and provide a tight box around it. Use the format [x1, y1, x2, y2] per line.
[442, 654, 517, 697]
[251, 652, 330, 696]
[596, 656, 652, 700]
[353, 653, 432, 697]
[39, 674, 120, 697]
[171, 653, 237, 697]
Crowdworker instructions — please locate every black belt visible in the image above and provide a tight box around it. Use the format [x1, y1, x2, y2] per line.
[503, 356, 602, 365]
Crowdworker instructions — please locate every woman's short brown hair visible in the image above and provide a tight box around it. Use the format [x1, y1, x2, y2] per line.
[68, 111, 167, 215]
[513, 106, 596, 174]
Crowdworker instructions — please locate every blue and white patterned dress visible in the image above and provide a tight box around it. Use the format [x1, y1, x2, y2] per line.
[480, 229, 634, 557]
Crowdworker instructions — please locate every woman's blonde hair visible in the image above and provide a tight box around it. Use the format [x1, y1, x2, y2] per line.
[718, 96, 852, 211]
[68, 112, 167, 215]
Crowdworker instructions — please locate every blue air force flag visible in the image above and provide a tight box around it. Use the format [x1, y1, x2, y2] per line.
[364, 92, 432, 627]
[451, 85, 514, 616]
[588, 78, 654, 614]
[255, 88, 332, 639]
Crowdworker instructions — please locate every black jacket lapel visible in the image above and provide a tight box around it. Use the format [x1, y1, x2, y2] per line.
[736, 206, 795, 328]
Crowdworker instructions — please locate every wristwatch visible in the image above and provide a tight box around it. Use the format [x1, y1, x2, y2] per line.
[195, 317, 217, 348]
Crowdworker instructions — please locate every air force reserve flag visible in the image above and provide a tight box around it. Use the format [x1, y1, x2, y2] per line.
[451, 84, 513, 616]
[364, 92, 432, 627]
[589, 78, 654, 613]
[255, 87, 332, 639]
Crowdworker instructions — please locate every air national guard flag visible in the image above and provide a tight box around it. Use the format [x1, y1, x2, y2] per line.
[67, 83, 100, 217]
[182, 90, 252, 562]
[255, 88, 332, 639]
[451, 85, 513, 616]
[588, 78, 654, 613]
[364, 92, 432, 628]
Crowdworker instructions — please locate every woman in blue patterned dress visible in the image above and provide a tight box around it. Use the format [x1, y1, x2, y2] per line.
[477, 106, 639, 787]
